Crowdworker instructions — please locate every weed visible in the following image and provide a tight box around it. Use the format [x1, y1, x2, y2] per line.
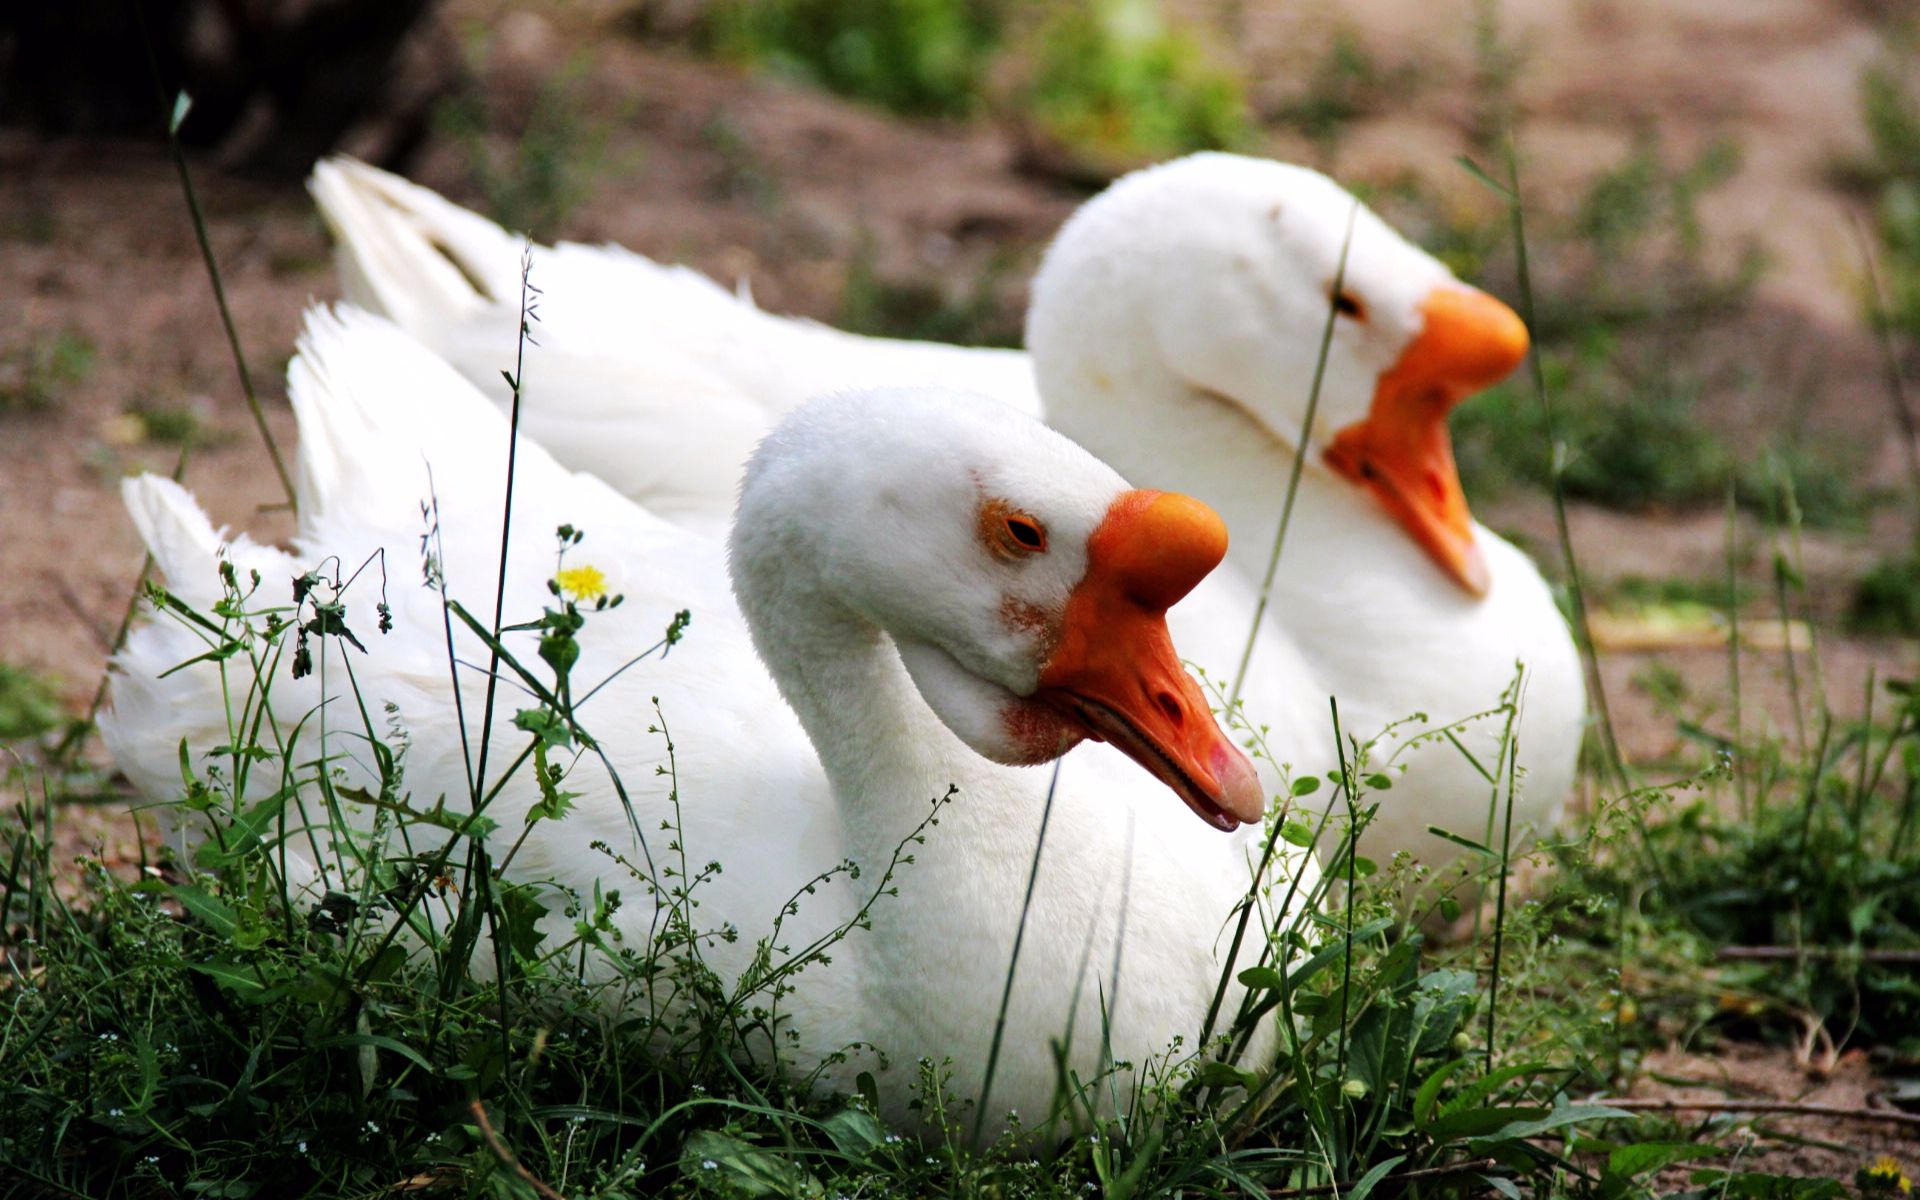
[1851, 553, 1920, 636]
[0, 329, 94, 414]
[437, 57, 614, 236]
[126, 401, 222, 449]
[698, 0, 1002, 119]
[1552, 683, 1920, 1052]
[836, 242, 1022, 347]
[1454, 331, 1870, 525]
[0, 664, 66, 742]
[1269, 27, 1418, 163]
[1016, 0, 1247, 167]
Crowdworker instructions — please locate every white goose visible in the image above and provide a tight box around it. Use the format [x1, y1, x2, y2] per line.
[311, 153, 1584, 880]
[103, 306, 1313, 1137]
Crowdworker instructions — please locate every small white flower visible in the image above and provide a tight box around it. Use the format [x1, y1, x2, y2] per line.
[107, 1108, 123, 1117]
[298, 1141, 308, 1154]
[702, 1159, 718, 1171]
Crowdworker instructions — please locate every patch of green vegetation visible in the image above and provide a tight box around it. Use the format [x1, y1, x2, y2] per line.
[0, 663, 65, 742]
[1851, 552, 1920, 636]
[0, 329, 95, 414]
[1269, 28, 1418, 162]
[1606, 574, 1752, 613]
[1551, 677, 1920, 1052]
[1017, 0, 1247, 166]
[699, 0, 1002, 119]
[436, 57, 615, 235]
[1, 525, 1658, 1196]
[127, 402, 222, 449]
[1455, 332, 1871, 524]
[837, 244, 1022, 347]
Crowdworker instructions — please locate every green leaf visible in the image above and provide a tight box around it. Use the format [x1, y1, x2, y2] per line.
[1291, 775, 1322, 796]
[1426, 826, 1495, 856]
[1279, 818, 1317, 847]
[513, 707, 573, 750]
[497, 884, 551, 963]
[1439, 1061, 1553, 1121]
[818, 1108, 886, 1159]
[1426, 1104, 1550, 1142]
[1457, 153, 1513, 197]
[1684, 1171, 1845, 1200]
[1346, 1155, 1407, 1200]
[1607, 1142, 1724, 1180]
[1464, 1103, 1629, 1143]
[1193, 1061, 1258, 1093]
[309, 1033, 436, 1076]
[170, 884, 240, 939]
[169, 91, 194, 136]
[1413, 1057, 1472, 1129]
[188, 958, 269, 997]
[1237, 966, 1285, 990]
[682, 1129, 824, 1197]
[192, 787, 295, 867]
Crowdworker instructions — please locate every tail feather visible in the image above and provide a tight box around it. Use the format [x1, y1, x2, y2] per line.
[104, 477, 304, 812]
[309, 158, 525, 336]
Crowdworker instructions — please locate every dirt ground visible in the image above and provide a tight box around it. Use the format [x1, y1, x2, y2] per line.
[2, 0, 1918, 1174]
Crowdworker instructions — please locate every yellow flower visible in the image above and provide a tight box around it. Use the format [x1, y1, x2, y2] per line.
[555, 564, 608, 604]
[1861, 1156, 1911, 1195]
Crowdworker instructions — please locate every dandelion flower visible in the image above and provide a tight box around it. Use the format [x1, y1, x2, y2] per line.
[555, 564, 608, 603]
[1859, 1156, 1912, 1195]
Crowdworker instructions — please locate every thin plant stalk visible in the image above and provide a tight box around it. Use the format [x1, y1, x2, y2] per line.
[1475, 140, 1628, 791]
[974, 757, 1065, 1143]
[472, 244, 540, 802]
[1227, 201, 1360, 711]
[131, 0, 297, 513]
[1484, 690, 1522, 1070]
[1852, 215, 1920, 517]
[1725, 482, 1746, 817]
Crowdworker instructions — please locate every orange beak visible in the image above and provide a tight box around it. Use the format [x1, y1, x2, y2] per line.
[1034, 490, 1265, 832]
[1322, 286, 1530, 597]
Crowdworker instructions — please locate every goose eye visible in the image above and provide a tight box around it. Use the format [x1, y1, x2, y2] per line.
[1006, 516, 1047, 552]
[980, 498, 1048, 560]
[1332, 290, 1366, 321]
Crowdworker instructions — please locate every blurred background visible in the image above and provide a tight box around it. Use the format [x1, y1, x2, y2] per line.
[2, 0, 1918, 781]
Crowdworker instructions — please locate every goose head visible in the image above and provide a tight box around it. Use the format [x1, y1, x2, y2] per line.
[731, 388, 1265, 831]
[1027, 153, 1530, 597]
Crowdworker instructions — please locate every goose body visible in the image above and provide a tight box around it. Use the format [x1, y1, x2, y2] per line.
[312, 154, 1585, 880]
[104, 306, 1311, 1137]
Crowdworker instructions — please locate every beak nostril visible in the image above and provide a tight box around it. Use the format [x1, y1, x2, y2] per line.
[1156, 691, 1184, 725]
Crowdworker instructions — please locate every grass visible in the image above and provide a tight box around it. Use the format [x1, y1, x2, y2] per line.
[697, 0, 1001, 120]
[436, 54, 618, 237]
[836, 242, 1023, 348]
[687, 0, 1245, 169]
[1453, 335, 1874, 526]
[1012, 0, 1247, 169]
[1267, 27, 1419, 165]
[0, 329, 95, 415]
[0, 580, 1645, 1196]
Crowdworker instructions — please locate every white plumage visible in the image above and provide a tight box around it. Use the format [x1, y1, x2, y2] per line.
[104, 306, 1314, 1138]
[310, 153, 1586, 882]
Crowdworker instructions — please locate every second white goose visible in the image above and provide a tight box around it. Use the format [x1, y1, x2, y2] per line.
[310, 153, 1584, 883]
